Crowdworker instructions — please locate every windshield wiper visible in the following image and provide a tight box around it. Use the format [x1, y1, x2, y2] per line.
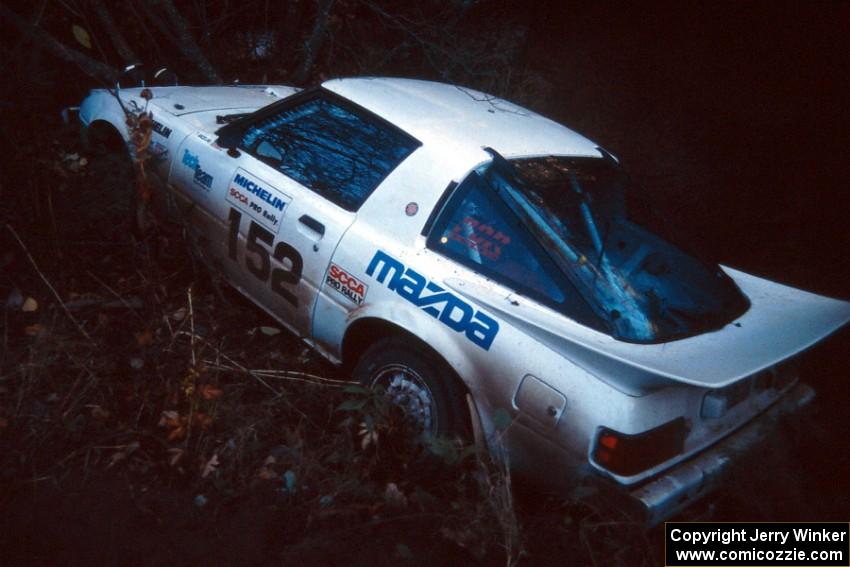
[216, 112, 251, 124]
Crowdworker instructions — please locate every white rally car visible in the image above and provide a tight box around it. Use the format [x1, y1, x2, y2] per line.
[78, 75, 850, 524]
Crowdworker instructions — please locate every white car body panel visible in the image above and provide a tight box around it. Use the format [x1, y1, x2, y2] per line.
[77, 77, 850, 524]
[444, 266, 850, 394]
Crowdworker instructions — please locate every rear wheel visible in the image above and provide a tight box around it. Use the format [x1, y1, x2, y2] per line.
[353, 337, 470, 440]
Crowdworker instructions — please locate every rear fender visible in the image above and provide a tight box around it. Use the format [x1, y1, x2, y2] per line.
[342, 303, 503, 447]
[345, 300, 481, 386]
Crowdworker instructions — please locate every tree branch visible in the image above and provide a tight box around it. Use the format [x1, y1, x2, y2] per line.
[292, 0, 335, 84]
[150, 0, 222, 84]
[91, 0, 139, 65]
[0, 3, 118, 84]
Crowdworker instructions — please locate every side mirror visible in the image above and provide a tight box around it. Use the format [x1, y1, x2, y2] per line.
[216, 126, 242, 158]
[152, 67, 179, 86]
[116, 63, 144, 92]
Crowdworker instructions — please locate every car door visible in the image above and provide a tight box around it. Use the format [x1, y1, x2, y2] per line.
[220, 154, 354, 336]
[198, 90, 420, 340]
[168, 133, 285, 323]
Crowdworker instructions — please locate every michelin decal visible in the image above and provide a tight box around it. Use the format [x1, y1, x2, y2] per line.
[152, 119, 172, 138]
[226, 168, 290, 233]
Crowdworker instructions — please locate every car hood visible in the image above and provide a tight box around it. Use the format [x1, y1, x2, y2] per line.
[446, 268, 850, 395]
[144, 85, 298, 116]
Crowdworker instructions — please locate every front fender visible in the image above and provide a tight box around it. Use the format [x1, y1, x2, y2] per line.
[80, 90, 129, 143]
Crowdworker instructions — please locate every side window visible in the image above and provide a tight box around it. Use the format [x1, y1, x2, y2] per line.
[428, 171, 603, 330]
[241, 96, 419, 211]
[430, 173, 565, 303]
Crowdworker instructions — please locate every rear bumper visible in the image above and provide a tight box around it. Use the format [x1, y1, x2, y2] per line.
[629, 382, 815, 526]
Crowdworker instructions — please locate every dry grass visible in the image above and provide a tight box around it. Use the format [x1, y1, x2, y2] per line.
[0, 121, 547, 565]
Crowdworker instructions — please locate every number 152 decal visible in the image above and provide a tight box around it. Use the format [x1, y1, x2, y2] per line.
[227, 207, 303, 306]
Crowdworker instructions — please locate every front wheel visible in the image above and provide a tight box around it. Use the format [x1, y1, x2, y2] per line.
[85, 130, 142, 237]
[352, 337, 470, 440]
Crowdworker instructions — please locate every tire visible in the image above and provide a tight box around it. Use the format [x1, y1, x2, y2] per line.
[85, 126, 148, 237]
[353, 337, 470, 441]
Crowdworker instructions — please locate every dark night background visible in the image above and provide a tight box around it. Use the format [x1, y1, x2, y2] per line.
[0, 1, 847, 565]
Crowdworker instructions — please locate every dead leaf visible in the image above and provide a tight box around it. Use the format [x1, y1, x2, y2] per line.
[89, 405, 111, 420]
[167, 426, 186, 441]
[23, 324, 44, 337]
[72, 24, 91, 49]
[107, 441, 139, 469]
[201, 454, 220, 478]
[199, 384, 223, 400]
[170, 307, 187, 321]
[21, 297, 38, 312]
[108, 451, 128, 468]
[256, 456, 278, 480]
[194, 412, 213, 430]
[159, 410, 181, 428]
[168, 447, 185, 466]
[135, 328, 153, 346]
[384, 482, 408, 509]
[256, 467, 277, 480]
[359, 421, 379, 450]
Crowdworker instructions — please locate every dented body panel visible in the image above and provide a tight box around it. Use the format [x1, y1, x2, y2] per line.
[78, 77, 850, 524]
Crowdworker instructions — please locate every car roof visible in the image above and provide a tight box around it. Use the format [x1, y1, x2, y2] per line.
[322, 77, 602, 160]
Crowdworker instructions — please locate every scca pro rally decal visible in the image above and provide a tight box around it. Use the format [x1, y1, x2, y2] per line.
[226, 169, 290, 233]
[325, 263, 368, 306]
[366, 251, 499, 350]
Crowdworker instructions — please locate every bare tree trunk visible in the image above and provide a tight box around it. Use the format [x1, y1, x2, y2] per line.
[292, 0, 335, 84]
[150, 0, 222, 84]
[0, 3, 118, 84]
[278, 0, 303, 67]
[138, 1, 174, 39]
[92, 0, 139, 65]
[126, 2, 166, 62]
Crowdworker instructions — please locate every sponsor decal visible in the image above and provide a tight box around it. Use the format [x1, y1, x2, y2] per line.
[152, 119, 172, 138]
[325, 263, 368, 305]
[182, 149, 213, 190]
[226, 168, 290, 233]
[197, 132, 213, 143]
[149, 141, 168, 162]
[366, 250, 499, 350]
[449, 216, 510, 261]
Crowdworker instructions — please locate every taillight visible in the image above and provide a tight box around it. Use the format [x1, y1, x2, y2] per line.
[592, 418, 688, 476]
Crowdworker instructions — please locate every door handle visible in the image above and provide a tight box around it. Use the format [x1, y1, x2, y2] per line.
[298, 215, 325, 236]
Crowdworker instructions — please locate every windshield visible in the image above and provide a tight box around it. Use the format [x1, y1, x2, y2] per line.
[478, 154, 749, 342]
